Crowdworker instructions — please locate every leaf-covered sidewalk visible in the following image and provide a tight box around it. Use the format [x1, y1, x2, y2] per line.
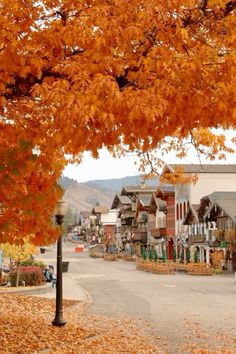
[0, 294, 235, 354]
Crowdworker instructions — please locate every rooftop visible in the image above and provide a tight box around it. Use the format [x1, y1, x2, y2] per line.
[92, 205, 109, 214]
[111, 194, 131, 209]
[156, 185, 175, 199]
[149, 194, 166, 213]
[121, 185, 157, 195]
[202, 191, 236, 203]
[158, 185, 175, 193]
[183, 203, 199, 225]
[206, 198, 236, 223]
[138, 195, 153, 207]
[165, 164, 236, 174]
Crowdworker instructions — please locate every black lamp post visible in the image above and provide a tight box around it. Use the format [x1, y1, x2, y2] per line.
[52, 200, 68, 327]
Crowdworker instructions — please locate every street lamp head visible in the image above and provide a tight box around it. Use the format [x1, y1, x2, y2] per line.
[55, 201, 68, 217]
[55, 201, 68, 226]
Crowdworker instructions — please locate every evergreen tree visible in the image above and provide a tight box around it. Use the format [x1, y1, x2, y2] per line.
[154, 249, 158, 262]
[173, 248, 176, 262]
[162, 249, 166, 263]
[63, 207, 75, 231]
[142, 248, 146, 261]
[186, 249, 191, 263]
[148, 249, 153, 261]
[194, 251, 198, 263]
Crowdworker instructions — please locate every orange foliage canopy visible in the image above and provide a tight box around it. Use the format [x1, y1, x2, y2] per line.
[0, 0, 235, 243]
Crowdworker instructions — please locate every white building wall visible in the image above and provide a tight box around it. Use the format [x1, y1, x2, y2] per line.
[148, 214, 156, 229]
[188, 173, 236, 203]
[156, 210, 166, 228]
[175, 171, 236, 238]
[175, 172, 236, 205]
[101, 209, 117, 224]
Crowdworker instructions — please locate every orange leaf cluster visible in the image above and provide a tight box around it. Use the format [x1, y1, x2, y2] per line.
[0, 1, 235, 243]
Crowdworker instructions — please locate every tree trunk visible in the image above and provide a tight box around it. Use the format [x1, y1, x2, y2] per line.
[16, 266, 20, 287]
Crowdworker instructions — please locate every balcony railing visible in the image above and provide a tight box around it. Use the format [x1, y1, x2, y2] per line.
[120, 211, 136, 219]
[131, 226, 147, 233]
[150, 227, 166, 238]
[121, 219, 133, 226]
[131, 226, 147, 243]
[188, 234, 206, 245]
[133, 232, 147, 242]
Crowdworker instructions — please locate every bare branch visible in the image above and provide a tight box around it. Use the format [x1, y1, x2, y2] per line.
[199, 0, 208, 12]
[189, 130, 204, 166]
[224, 0, 236, 15]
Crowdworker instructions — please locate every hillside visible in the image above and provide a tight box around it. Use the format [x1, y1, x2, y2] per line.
[84, 175, 159, 192]
[60, 177, 115, 212]
[60, 175, 158, 212]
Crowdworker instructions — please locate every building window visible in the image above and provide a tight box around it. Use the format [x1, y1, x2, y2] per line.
[180, 203, 182, 220]
[176, 204, 179, 220]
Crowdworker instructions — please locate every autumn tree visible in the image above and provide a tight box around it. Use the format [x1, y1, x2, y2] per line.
[0, 237, 38, 286]
[0, 0, 235, 244]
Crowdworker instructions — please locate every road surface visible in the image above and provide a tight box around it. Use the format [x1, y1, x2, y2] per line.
[40, 243, 236, 350]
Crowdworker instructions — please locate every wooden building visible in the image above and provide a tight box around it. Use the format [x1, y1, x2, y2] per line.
[156, 185, 175, 260]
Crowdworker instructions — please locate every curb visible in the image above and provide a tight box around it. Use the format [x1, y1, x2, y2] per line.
[63, 273, 93, 304]
[0, 283, 53, 296]
[77, 284, 93, 304]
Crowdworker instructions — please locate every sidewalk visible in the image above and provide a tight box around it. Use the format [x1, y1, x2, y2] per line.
[33, 273, 92, 303]
[0, 242, 92, 303]
[33, 243, 92, 303]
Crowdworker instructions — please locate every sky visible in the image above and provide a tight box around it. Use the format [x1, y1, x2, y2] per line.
[63, 149, 140, 182]
[63, 130, 236, 183]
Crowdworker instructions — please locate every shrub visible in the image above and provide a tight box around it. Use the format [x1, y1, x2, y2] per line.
[32, 260, 46, 268]
[213, 268, 223, 275]
[9, 266, 44, 286]
[19, 260, 46, 268]
[19, 259, 34, 266]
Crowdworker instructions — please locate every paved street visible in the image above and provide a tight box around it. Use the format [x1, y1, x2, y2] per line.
[38, 242, 236, 349]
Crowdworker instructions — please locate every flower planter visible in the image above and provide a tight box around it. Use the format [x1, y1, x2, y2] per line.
[186, 263, 213, 276]
[123, 255, 137, 262]
[89, 251, 104, 258]
[104, 254, 117, 261]
[136, 260, 175, 275]
[136, 260, 213, 276]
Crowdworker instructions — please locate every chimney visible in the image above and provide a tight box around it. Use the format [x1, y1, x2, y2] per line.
[140, 179, 145, 189]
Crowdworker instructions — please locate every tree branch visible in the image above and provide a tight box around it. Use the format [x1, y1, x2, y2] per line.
[224, 0, 236, 15]
[199, 0, 208, 12]
[189, 130, 204, 166]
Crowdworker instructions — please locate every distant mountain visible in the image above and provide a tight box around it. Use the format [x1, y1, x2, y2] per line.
[59, 176, 78, 189]
[84, 175, 159, 192]
[60, 176, 115, 212]
[59, 175, 159, 212]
